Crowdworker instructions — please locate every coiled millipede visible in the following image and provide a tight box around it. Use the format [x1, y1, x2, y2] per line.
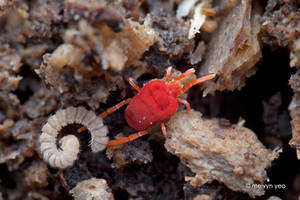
[39, 107, 109, 168]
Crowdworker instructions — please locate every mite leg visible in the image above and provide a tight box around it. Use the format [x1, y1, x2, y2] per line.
[177, 98, 191, 111]
[202, 5, 217, 17]
[78, 98, 132, 133]
[161, 122, 167, 138]
[129, 78, 140, 92]
[165, 67, 172, 83]
[180, 74, 216, 95]
[106, 127, 152, 146]
[169, 68, 196, 85]
[99, 98, 132, 119]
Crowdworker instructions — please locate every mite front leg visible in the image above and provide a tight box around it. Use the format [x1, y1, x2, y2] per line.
[78, 98, 132, 133]
[169, 68, 196, 85]
[165, 67, 172, 83]
[180, 74, 216, 95]
[129, 78, 140, 92]
[99, 98, 132, 119]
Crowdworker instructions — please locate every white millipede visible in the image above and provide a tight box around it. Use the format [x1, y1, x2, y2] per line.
[39, 107, 109, 169]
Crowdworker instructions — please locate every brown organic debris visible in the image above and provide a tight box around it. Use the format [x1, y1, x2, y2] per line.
[0, 44, 22, 92]
[24, 160, 49, 188]
[22, 88, 59, 119]
[98, 19, 156, 71]
[0, 119, 14, 138]
[261, 0, 300, 46]
[0, 119, 42, 171]
[39, 32, 120, 109]
[165, 110, 280, 197]
[0, 0, 14, 16]
[199, 0, 262, 94]
[106, 136, 153, 168]
[64, 0, 124, 32]
[261, 0, 300, 68]
[189, 41, 205, 65]
[1, 0, 63, 44]
[39, 15, 155, 108]
[262, 92, 291, 138]
[290, 38, 300, 68]
[150, 12, 194, 58]
[288, 72, 300, 159]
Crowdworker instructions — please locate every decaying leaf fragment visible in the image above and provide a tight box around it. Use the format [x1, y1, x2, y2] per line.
[199, 0, 262, 95]
[165, 110, 280, 198]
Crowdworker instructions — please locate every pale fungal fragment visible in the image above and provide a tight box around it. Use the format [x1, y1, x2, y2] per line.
[40, 107, 109, 168]
[165, 110, 280, 197]
[70, 178, 114, 200]
[49, 44, 82, 69]
[188, 2, 206, 39]
[176, 0, 197, 19]
[193, 194, 212, 200]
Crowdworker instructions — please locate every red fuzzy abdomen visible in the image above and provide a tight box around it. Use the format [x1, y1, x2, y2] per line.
[125, 80, 178, 130]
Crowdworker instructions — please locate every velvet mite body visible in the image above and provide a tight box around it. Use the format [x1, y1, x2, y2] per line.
[78, 67, 215, 146]
[125, 79, 178, 131]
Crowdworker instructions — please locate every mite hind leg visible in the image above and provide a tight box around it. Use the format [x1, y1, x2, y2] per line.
[106, 127, 152, 146]
[181, 74, 216, 95]
[78, 77, 140, 133]
[177, 98, 191, 111]
[161, 122, 167, 138]
[99, 76, 140, 119]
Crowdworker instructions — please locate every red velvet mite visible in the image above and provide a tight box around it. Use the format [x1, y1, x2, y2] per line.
[79, 67, 215, 146]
